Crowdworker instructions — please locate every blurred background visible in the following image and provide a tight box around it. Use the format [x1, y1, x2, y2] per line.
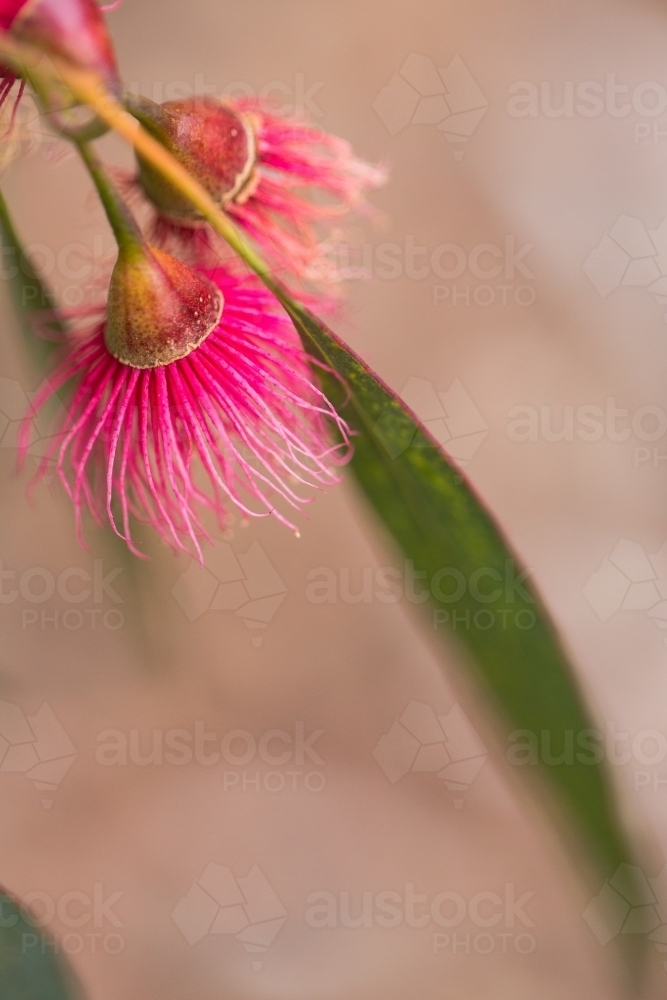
[1, 0, 667, 996]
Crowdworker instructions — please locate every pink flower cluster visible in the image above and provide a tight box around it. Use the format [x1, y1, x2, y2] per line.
[5, 0, 386, 558]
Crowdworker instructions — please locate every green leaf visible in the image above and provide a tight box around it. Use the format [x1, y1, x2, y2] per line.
[279, 293, 633, 886]
[0, 888, 84, 999]
[0, 187, 65, 368]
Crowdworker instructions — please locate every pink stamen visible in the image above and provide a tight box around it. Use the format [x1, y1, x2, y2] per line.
[21, 268, 352, 560]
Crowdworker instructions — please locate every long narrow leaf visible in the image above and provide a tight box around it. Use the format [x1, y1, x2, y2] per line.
[279, 295, 634, 887]
[0, 887, 84, 999]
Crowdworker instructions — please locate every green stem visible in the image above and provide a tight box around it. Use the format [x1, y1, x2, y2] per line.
[76, 142, 143, 252]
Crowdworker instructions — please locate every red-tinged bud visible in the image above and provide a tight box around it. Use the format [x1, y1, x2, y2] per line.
[127, 96, 257, 224]
[5, 0, 121, 94]
[0, 0, 25, 30]
[105, 244, 224, 368]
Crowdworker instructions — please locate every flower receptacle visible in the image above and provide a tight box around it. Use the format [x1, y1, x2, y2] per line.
[105, 244, 224, 368]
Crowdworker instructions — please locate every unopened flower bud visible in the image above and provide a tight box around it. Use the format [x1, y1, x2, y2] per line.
[128, 96, 257, 223]
[126, 95, 387, 303]
[3, 0, 121, 94]
[105, 244, 224, 368]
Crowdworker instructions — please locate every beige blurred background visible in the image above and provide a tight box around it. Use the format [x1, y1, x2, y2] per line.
[2, 0, 667, 996]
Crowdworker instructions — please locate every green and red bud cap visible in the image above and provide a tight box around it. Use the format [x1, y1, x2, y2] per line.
[105, 243, 223, 368]
[127, 96, 257, 223]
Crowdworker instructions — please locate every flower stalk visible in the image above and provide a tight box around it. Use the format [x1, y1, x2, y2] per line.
[76, 139, 140, 250]
[76, 142, 225, 369]
[0, 33, 272, 283]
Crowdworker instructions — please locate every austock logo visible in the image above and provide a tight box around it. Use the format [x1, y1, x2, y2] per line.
[584, 215, 667, 319]
[305, 882, 536, 956]
[374, 54, 488, 159]
[305, 556, 536, 634]
[324, 235, 536, 309]
[94, 721, 326, 794]
[506, 398, 667, 471]
[584, 863, 667, 967]
[373, 377, 488, 465]
[0, 701, 76, 807]
[171, 540, 287, 646]
[0, 558, 125, 632]
[2, 883, 124, 957]
[583, 539, 667, 642]
[128, 72, 325, 120]
[373, 701, 488, 807]
[172, 864, 287, 971]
